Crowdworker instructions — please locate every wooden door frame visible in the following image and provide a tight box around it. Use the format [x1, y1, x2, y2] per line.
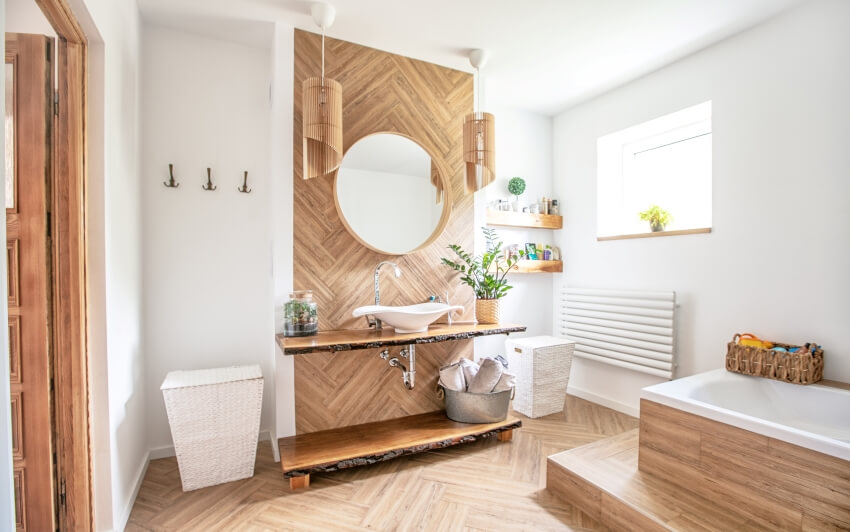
[31, 0, 91, 529]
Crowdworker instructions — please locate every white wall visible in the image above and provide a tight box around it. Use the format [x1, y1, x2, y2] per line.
[5, 0, 54, 34]
[554, 0, 850, 414]
[270, 22, 295, 439]
[73, 0, 146, 528]
[140, 26, 274, 455]
[474, 107, 555, 358]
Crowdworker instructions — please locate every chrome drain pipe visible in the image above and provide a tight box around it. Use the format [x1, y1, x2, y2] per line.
[378, 344, 416, 390]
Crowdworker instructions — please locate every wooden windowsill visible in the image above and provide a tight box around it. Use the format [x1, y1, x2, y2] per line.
[597, 227, 711, 241]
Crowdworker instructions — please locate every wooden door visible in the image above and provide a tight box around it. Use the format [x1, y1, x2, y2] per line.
[5, 32, 55, 532]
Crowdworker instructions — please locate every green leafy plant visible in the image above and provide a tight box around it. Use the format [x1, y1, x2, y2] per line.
[639, 205, 673, 232]
[441, 227, 523, 300]
[507, 177, 526, 197]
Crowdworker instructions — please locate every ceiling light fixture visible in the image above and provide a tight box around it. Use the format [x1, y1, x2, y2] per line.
[302, 2, 343, 180]
[464, 49, 495, 193]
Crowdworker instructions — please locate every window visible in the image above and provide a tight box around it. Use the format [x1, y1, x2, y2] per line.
[597, 101, 712, 239]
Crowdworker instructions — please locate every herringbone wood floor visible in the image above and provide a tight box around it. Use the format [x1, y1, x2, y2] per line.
[126, 396, 637, 531]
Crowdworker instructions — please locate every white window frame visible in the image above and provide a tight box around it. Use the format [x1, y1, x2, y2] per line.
[597, 101, 712, 239]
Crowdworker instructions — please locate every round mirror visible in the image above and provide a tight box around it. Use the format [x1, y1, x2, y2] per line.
[335, 133, 450, 255]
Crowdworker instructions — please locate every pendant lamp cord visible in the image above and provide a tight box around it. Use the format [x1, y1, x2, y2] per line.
[476, 66, 480, 115]
[321, 27, 325, 80]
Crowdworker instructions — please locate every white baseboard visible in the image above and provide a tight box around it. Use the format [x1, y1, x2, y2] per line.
[148, 444, 175, 460]
[148, 429, 276, 461]
[116, 451, 150, 532]
[567, 386, 640, 418]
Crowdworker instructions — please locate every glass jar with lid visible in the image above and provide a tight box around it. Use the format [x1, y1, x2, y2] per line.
[283, 290, 318, 337]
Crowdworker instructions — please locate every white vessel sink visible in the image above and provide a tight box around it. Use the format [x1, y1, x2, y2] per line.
[352, 303, 464, 333]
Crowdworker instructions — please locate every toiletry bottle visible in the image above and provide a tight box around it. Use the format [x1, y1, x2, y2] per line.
[551, 199, 559, 215]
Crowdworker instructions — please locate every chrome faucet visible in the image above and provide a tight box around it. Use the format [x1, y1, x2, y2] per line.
[372, 261, 402, 330]
[434, 291, 453, 326]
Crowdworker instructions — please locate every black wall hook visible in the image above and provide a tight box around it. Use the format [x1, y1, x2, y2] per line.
[163, 163, 180, 188]
[237, 171, 252, 194]
[202, 167, 217, 191]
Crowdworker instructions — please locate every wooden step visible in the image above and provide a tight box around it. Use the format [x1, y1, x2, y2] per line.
[280, 411, 521, 489]
[546, 430, 773, 531]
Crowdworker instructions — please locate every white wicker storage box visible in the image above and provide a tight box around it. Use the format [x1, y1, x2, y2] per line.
[505, 336, 575, 418]
[161, 365, 264, 491]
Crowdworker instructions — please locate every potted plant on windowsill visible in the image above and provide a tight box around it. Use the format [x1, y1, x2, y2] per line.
[440, 227, 522, 324]
[639, 205, 673, 232]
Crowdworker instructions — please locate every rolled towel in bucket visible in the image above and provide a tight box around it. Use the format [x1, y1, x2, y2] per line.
[492, 371, 516, 393]
[468, 358, 502, 393]
[438, 363, 466, 392]
[458, 358, 479, 389]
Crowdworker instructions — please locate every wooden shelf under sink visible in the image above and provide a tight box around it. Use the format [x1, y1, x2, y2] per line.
[279, 411, 521, 489]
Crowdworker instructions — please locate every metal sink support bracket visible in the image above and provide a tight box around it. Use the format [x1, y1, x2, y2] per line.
[378, 344, 416, 389]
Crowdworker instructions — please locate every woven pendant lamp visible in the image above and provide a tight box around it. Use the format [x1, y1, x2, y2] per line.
[464, 49, 495, 193]
[303, 3, 343, 180]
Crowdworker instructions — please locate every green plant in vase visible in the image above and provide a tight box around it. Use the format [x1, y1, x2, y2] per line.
[440, 227, 523, 324]
[639, 205, 673, 232]
[283, 291, 319, 337]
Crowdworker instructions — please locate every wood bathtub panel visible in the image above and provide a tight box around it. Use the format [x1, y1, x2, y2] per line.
[639, 445, 803, 530]
[640, 399, 770, 451]
[637, 412, 701, 466]
[640, 399, 850, 531]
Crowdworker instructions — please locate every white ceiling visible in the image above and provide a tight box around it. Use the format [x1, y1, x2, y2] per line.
[137, 0, 806, 115]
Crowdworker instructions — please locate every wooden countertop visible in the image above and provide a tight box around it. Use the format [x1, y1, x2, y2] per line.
[277, 322, 527, 354]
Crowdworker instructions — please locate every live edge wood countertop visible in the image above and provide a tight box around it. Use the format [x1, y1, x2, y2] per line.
[277, 323, 527, 355]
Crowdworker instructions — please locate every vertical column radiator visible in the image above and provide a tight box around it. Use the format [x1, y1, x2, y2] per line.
[558, 287, 676, 379]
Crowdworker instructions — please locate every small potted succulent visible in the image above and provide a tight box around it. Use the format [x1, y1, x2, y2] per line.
[507, 177, 526, 212]
[441, 227, 522, 324]
[639, 205, 673, 232]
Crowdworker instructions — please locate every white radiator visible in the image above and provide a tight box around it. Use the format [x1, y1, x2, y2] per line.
[558, 287, 676, 379]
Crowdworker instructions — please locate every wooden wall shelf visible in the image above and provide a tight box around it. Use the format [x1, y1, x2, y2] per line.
[486, 209, 563, 230]
[277, 322, 527, 355]
[510, 260, 563, 273]
[279, 411, 521, 489]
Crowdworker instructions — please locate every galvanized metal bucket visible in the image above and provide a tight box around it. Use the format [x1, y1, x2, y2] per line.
[441, 386, 513, 424]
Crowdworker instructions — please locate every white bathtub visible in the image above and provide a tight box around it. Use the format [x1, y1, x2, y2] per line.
[642, 369, 850, 461]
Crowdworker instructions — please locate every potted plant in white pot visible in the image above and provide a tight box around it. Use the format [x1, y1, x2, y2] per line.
[507, 177, 526, 212]
[440, 227, 522, 324]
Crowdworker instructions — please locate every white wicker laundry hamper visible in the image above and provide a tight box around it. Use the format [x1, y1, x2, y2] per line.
[161, 365, 264, 491]
[505, 336, 575, 418]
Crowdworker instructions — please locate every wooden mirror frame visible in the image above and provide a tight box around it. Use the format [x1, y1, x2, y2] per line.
[332, 131, 453, 256]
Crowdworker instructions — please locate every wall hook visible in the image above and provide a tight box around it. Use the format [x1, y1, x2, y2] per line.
[237, 171, 252, 194]
[202, 167, 217, 191]
[163, 163, 180, 188]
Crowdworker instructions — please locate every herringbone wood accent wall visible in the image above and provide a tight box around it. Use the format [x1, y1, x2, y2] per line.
[293, 30, 475, 434]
